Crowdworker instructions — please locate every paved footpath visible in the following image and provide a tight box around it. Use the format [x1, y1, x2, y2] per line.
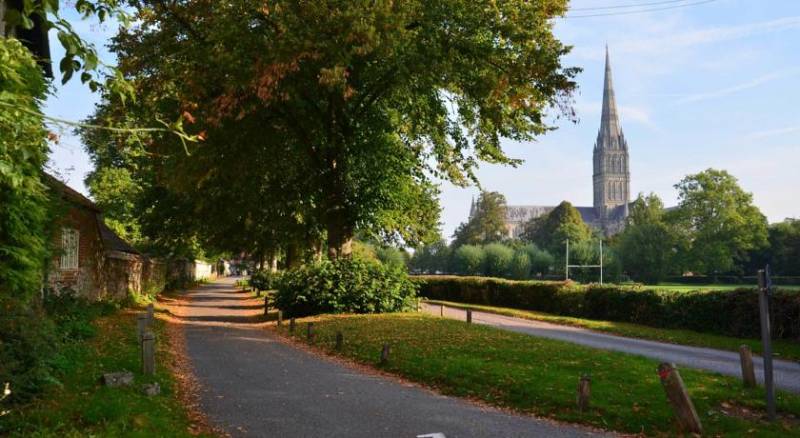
[423, 303, 800, 394]
[164, 278, 606, 438]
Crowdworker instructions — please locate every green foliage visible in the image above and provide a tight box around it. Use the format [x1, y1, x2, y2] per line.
[507, 250, 531, 280]
[520, 201, 593, 257]
[274, 259, 418, 317]
[0, 37, 50, 300]
[451, 245, 486, 275]
[615, 194, 680, 284]
[671, 169, 768, 275]
[452, 191, 509, 246]
[248, 270, 282, 292]
[375, 246, 408, 270]
[523, 244, 555, 276]
[409, 239, 451, 274]
[100, 0, 577, 258]
[414, 276, 800, 340]
[482, 243, 514, 277]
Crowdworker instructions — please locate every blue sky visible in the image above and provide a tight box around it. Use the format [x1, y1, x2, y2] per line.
[44, 0, 800, 240]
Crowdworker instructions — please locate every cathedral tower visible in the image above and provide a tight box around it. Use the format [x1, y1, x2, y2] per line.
[593, 47, 630, 230]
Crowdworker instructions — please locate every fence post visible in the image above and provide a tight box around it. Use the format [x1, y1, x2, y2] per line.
[440, 304, 444, 317]
[146, 303, 154, 327]
[142, 331, 155, 375]
[277, 310, 283, 326]
[306, 322, 314, 341]
[739, 345, 757, 388]
[380, 343, 391, 365]
[137, 313, 147, 343]
[577, 374, 591, 412]
[335, 331, 343, 350]
[466, 309, 472, 324]
[657, 363, 702, 434]
[289, 317, 296, 333]
[757, 268, 776, 421]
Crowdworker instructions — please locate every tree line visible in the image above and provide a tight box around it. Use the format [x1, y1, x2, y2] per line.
[412, 169, 796, 284]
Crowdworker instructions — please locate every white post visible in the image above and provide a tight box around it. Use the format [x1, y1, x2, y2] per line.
[600, 240, 604, 285]
[565, 239, 570, 281]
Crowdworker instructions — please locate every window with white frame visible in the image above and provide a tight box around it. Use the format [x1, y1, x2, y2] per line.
[60, 228, 79, 270]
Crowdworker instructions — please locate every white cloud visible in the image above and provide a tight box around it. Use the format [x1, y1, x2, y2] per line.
[675, 68, 800, 104]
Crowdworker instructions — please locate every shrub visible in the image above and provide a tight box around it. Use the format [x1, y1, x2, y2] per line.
[452, 245, 485, 275]
[413, 275, 800, 340]
[274, 258, 418, 317]
[249, 270, 281, 291]
[376, 246, 407, 270]
[483, 243, 514, 277]
[508, 250, 531, 279]
[522, 244, 554, 277]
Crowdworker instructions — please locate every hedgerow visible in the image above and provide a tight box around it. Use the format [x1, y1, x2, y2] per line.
[414, 275, 800, 340]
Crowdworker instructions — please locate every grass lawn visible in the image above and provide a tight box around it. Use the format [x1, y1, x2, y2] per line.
[1, 310, 206, 437]
[277, 313, 800, 436]
[424, 299, 800, 362]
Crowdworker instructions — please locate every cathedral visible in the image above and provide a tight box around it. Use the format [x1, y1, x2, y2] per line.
[472, 47, 632, 237]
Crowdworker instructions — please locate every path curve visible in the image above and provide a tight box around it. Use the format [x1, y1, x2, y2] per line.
[163, 278, 607, 438]
[422, 303, 800, 394]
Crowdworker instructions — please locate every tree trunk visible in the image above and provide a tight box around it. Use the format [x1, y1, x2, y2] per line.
[326, 214, 353, 259]
[286, 243, 301, 268]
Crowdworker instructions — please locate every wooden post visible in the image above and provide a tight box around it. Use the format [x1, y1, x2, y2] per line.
[146, 303, 154, 327]
[380, 343, 391, 365]
[739, 345, 757, 388]
[577, 374, 591, 412]
[757, 268, 776, 421]
[416, 298, 421, 312]
[264, 296, 270, 316]
[440, 304, 444, 317]
[306, 322, 314, 341]
[141, 331, 155, 375]
[466, 309, 472, 324]
[657, 363, 702, 434]
[335, 331, 343, 350]
[137, 313, 147, 342]
[289, 317, 296, 333]
[277, 310, 283, 326]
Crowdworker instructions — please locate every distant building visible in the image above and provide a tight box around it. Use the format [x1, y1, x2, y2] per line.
[470, 47, 632, 238]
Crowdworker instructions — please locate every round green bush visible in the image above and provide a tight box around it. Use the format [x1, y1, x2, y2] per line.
[274, 258, 418, 317]
[483, 243, 514, 277]
[249, 269, 281, 291]
[453, 245, 485, 275]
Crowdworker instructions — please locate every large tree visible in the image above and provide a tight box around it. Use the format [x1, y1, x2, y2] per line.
[671, 169, 768, 275]
[614, 193, 680, 284]
[101, 0, 578, 258]
[452, 191, 508, 246]
[520, 201, 593, 255]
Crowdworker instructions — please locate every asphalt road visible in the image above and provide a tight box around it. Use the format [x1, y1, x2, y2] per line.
[422, 302, 800, 394]
[166, 278, 606, 438]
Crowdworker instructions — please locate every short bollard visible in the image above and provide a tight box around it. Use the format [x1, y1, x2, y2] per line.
[306, 322, 314, 341]
[289, 317, 296, 333]
[440, 304, 444, 317]
[380, 343, 391, 365]
[146, 303, 154, 326]
[264, 296, 270, 316]
[277, 310, 283, 326]
[335, 331, 344, 350]
[141, 331, 156, 375]
[466, 309, 472, 324]
[577, 374, 591, 412]
[416, 298, 421, 312]
[136, 313, 147, 343]
[658, 363, 702, 434]
[739, 345, 757, 388]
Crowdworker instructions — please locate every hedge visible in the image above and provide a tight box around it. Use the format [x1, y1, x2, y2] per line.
[413, 275, 800, 340]
[664, 275, 800, 286]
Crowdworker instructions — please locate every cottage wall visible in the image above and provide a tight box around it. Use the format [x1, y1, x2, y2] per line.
[47, 206, 105, 299]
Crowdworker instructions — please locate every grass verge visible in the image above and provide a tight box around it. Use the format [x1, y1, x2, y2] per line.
[1, 310, 207, 437]
[425, 299, 800, 362]
[277, 313, 800, 436]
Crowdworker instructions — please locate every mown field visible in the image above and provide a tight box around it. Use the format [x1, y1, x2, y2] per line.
[276, 313, 800, 437]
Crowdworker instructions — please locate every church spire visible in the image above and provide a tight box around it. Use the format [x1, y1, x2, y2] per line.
[599, 45, 621, 145]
